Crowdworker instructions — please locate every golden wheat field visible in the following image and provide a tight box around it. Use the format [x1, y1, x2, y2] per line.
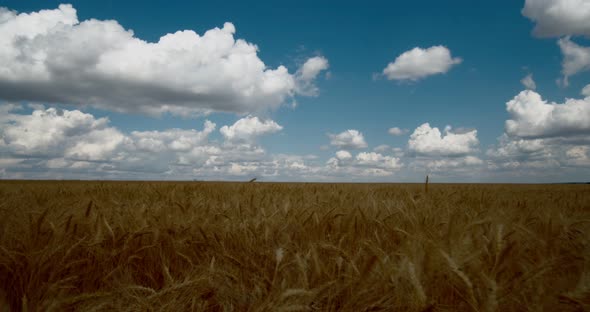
[0, 181, 589, 311]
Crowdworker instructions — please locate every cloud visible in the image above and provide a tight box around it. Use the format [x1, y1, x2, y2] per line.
[521, 73, 537, 90]
[583, 84, 590, 96]
[382, 46, 462, 81]
[130, 121, 216, 153]
[0, 106, 124, 160]
[0, 104, 410, 180]
[410, 156, 484, 173]
[558, 37, 590, 86]
[487, 134, 552, 163]
[487, 89, 590, 172]
[327, 151, 402, 177]
[0, 105, 280, 179]
[566, 146, 590, 166]
[407, 123, 479, 157]
[297, 56, 329, 82]
[220, 116, 282, 142]
[0, 4, 327, 116]
[335, 150, 353, 160]
[388, 127, 408, 136]
[373, 144, 391, 153]
[355, 152, 402, 170]
[522, 0, 590, 37]
[327, 129, 368, 149]
[294, 56, 329, 96]
[505, 90, 590, 138]
[486, 135, 571, 170]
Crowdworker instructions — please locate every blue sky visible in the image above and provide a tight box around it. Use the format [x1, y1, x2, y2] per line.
[0, 0, 589, 182]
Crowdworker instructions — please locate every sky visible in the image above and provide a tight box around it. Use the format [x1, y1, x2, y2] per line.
[0, 0, 589, 182]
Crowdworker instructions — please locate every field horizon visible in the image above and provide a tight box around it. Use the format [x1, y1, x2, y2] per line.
[1, 179, 589, 185]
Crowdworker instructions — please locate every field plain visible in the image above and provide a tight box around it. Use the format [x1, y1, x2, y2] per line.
[0, 181, 589, 311]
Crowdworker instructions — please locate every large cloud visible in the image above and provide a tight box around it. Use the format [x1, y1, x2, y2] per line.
[382, 46, 462, 81]
[522, 0, 590, 37]
[0, 4, 328, 116]
[558, 37, 590, 86]
[327, 130, 368, 150]
[486, 134, 579, 171]
[487, 134, 554, 165]
[488, 89, 590, 172]
[505, 90, 590, 138]
[407, 123, 479, 157]
[0, 106, 125, 160]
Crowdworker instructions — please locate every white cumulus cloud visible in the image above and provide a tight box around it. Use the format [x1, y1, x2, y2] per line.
[382, 46, 462, 81]
[220, 116, 283, 142]
[0, 4, 328, 116]
[505, 90, 590, 138]
[328, 129, 368, 150]
[583, 84, 590, 96]
[0, 106, 124, 160]
[488, 89, 590, 172]
[408, 123, 479, 157]
[522, 0, 590, 37]
[297, 56, 329, 82]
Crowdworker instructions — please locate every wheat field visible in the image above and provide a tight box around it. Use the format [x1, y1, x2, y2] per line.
[0, 181, 589, 311]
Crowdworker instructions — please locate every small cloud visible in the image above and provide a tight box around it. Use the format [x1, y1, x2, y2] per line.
[327, 129, 368, 150]
[382, 46, 462, 81]
[388, 127, 409, 136]
[521, 73, 537, 90]
[295, 56, 330, 96]
[220, 116, 282, 143]
[558, 37, 590, 87]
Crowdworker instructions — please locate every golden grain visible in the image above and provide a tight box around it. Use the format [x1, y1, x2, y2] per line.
[0, 181, 587, 311]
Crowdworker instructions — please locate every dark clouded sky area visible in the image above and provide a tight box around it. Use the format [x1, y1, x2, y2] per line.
[0, 0, 589, 182]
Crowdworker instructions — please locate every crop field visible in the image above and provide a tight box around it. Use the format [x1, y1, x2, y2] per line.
[0, 181, 589, 311]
